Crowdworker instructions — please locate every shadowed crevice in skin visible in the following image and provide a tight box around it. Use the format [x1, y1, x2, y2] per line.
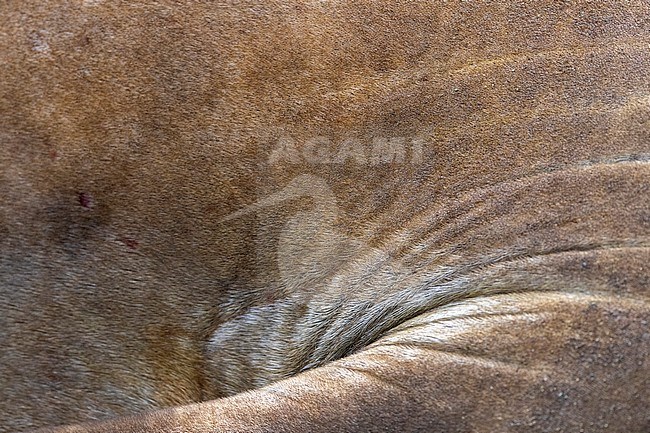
[205, 241, 648, 396]
[33, 293, 650, 433]
[201, 160, 648, 392]
[297, 244, 648, 365]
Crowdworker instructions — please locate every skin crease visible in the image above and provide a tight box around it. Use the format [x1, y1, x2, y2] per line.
[0, 0, 649, 432]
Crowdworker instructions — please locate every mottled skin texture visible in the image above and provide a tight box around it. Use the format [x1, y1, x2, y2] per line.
[1, 1, 649, 432]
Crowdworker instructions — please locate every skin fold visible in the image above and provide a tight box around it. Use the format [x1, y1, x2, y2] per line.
[0, 1, 648, 432]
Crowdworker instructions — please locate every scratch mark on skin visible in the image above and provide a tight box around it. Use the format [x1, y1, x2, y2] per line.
[119, 237, 140, 250]
[77, 192, 94, 210]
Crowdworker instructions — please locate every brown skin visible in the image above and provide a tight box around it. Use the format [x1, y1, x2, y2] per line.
[1, 1, 649, 432]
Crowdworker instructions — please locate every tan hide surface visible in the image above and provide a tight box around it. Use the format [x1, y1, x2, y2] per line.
[0, 1, 649, 432]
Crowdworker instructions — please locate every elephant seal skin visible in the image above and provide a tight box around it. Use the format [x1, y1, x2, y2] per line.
[1, 1, 649, 432]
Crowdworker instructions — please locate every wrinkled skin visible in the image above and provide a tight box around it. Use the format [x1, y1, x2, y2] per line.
[1, 1, 649, 432]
